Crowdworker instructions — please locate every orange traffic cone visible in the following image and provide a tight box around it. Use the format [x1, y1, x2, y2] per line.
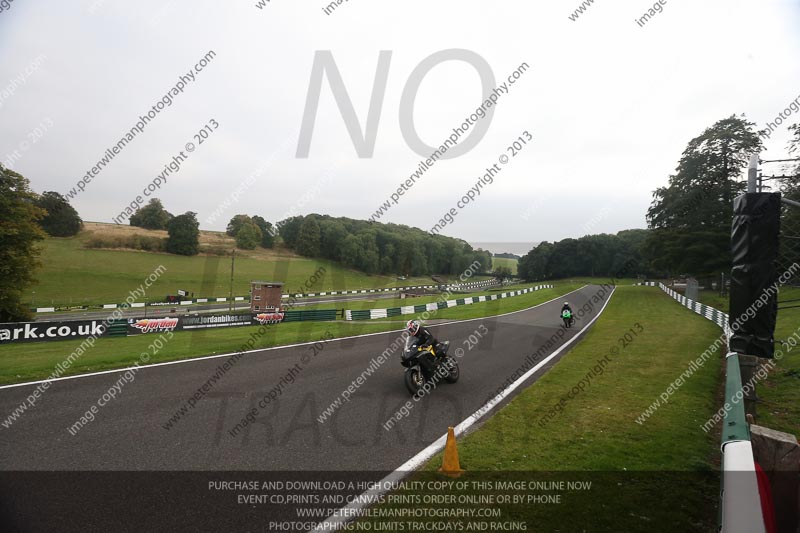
[438, 426, 465, 477]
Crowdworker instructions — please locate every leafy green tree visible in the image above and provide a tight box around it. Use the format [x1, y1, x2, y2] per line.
[518, 230, 648, 282]
[166, 212, 200, 256]
[278, 212, 504, 277]
[235, 220, 262, 250]
[549, 238, 580, 277]
[770, 123, 800, 272]
[130, 198, 172, 230]
[424, 238, 447, 274]
[226, 214, 251, 237]
[0, 166, 46, 321]
[356, 232, 380, 273]
[296, 217, 321, 257]
[380, 243, 397, 274]
[277, 216, 305, 248]
[320, 220, 348, 260]
[472, 249, 492, 272]
[519, 242, 554, 281]
[781, 123, 800, 199]
[35, 191, 82, 237]
[646, 115, 763, 276]
[251, 215, 275, 248]
[615, 229, 649, 275]
[339, 234, 360, 268]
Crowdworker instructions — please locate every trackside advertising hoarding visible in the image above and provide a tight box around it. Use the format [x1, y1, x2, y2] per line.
[0, 312, 289, 343]
[127, 317, 181, 335]
[0, 320, 108, 344]
[126, 313, 285, 335]
[253, 312, 284, 325]
[183, 314, 252, 329]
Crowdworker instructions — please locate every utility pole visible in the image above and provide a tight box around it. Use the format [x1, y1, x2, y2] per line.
[229, 249, 235, 313]
[747, 154, 758, 193]
[735, 154, 761, 418]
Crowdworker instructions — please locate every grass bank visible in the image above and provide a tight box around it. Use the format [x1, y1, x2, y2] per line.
[355, 286, 723, 531]
[696, 287, 800, 437]
[28, 222, 458, 308]
[0, 283, 583, 385]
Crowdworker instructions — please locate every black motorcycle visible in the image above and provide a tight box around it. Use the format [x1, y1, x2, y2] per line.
[400, 338, 459, 395]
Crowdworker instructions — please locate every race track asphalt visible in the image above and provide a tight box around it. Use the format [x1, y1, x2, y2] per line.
[0, 284, 613, 531]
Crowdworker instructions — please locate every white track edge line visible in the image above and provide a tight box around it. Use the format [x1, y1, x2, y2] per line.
[0, 285, 588, 391]
[313, 286, 617, 532]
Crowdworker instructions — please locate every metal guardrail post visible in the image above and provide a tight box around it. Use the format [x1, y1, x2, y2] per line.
[723, 353, 750, 444]
[737, 354, 759, 419]
[720, 352, 765, 533]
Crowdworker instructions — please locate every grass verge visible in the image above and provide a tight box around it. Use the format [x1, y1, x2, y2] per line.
[354, 286, 723, 531]
[697, 287, 800, 437]
[0, 284, 582, 385]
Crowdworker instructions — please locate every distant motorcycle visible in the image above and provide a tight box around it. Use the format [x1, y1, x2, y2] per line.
[400, 338, 459, 395]
[561, 309, 575, 328]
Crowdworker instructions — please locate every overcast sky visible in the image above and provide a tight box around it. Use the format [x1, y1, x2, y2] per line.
[1, 0, 799, 254]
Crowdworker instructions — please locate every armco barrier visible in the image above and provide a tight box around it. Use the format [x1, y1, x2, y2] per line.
[125, 309, 341, 334]
[0, 309, 343, 344]
[282, 279, 499, 299]
[32, 280, 502, 313]
[344, 284, 553, 320]
[639, 282, 766, 533]
[282, 309, 340, 322]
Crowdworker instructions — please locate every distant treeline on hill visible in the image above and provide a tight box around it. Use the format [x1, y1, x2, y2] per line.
[518, 229, 649, 281]
[494, 252, 520, 260]
[276, 214, 491, 276]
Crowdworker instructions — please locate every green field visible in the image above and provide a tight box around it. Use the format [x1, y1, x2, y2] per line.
[0, 283, 581, 385]
[357, 286, 723, 531]
[27, 223, 472, 308]
[492, 256, 518, 274]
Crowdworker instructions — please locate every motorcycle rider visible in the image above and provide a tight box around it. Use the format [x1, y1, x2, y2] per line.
[561, 301, 574, 324]
[406, 319, 442, 356]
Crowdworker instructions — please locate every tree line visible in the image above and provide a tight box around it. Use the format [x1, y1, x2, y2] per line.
[0, 167, 84, 321]
[3, 114, 798, 321]
[124, 203, 495, 278]
[518, 230, 648, 281]
[274, 214, 492, 277]
[517, 114, 799, 283]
